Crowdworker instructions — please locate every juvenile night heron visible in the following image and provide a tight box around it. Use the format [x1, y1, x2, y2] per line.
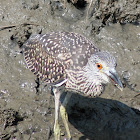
[23, 32, 123, 140]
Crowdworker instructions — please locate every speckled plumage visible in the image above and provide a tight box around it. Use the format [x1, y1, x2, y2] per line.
[23, 32, 102, 96]
[23, 32, 120, 97]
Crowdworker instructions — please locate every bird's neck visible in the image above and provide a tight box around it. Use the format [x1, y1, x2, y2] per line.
[65, 69, 104, 97]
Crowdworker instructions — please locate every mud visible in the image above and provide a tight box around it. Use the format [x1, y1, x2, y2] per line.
[0, 0, 140, 140]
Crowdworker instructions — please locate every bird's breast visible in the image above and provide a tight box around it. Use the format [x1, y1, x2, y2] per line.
[65, 69, 104, 97]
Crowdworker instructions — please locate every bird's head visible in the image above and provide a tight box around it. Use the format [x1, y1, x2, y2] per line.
[84, 51, 123, 91]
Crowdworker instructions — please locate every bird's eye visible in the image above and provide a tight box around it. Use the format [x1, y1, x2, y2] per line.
[96, 63, 103, 70]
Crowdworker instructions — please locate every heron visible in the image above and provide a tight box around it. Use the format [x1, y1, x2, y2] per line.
[23, 32, 123, 140]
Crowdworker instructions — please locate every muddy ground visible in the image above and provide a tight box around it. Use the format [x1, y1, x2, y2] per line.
[0, 0, 140, 140]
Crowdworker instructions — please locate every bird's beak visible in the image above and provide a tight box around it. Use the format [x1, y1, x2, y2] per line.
[104, 69, 123, 91]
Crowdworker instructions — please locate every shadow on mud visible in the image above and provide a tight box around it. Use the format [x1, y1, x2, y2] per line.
[65, 93, 140, 140]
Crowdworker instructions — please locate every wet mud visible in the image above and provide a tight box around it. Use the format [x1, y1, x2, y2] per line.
[0, 0, 140, 140]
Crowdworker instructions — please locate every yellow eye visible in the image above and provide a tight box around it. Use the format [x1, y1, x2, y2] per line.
[96, 63, 103, 70]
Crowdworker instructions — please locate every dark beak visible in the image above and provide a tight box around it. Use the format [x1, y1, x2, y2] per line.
[105, 69, 123, 91]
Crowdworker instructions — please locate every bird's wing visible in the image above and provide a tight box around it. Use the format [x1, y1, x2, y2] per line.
[23, 34, 67, 84]
[29, 32, 100, 70]
[23, 32, 100, 84]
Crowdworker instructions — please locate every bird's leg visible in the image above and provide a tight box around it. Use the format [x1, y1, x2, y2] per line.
[53, 87, 61, 140]
[60, 93, 72, 140]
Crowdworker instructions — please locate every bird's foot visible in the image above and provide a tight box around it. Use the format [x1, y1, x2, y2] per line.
[54, 120, 61, 140]
[60, 105, 72, 140]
